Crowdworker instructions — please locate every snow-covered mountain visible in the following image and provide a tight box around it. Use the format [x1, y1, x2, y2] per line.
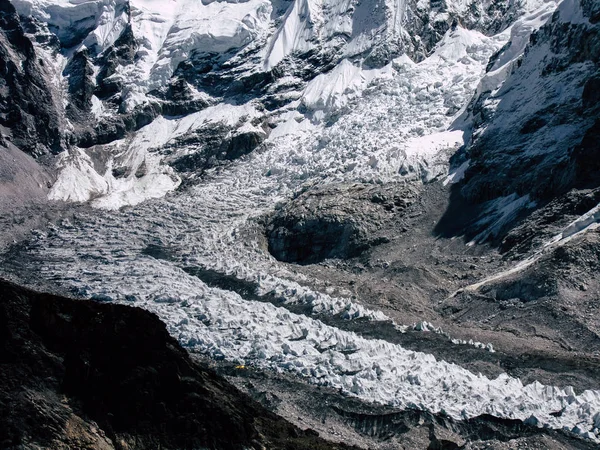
[2, 0, 600, 447]
[6, 0, 553, 210]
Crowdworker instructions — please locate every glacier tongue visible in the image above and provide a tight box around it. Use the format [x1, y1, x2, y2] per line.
[24, 205, 600, 441]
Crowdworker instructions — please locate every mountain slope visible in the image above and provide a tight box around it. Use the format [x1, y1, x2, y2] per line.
[4, 0, 551, 209]
[438, 0, 600, 245]
[0, 278, 352, 450]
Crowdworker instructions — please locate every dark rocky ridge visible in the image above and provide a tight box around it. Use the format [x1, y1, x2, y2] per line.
[0, 0, 64, 156]
[226, 358, 599, 450]
[0, 279, 353, 450]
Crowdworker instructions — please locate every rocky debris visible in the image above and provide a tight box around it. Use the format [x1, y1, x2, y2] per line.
[266, 183, 415, 264]
[76, 101, 162, 148]
[500, 188, 600, 255]
[458, 0, 531, 36]
[0, 0, 65, 156]
[0, 141, 52, 214]
[446, 227, 600, 359]
[0, 278, 353, 450]
[175, 47, 276, 101]
[276, 180, 600, 396]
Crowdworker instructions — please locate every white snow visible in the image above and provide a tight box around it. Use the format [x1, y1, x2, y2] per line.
[52, 22, 501, 209]
[468, 194, 538, 245]
[48, 149, 109, 203]
[12, 0, 129, 52]
[444, 159, 470, 185]
[400, 130, 466, 183]
[556, 0, 590, 25]
[264, 0, 323, 70]
[112, 0, 271, 109]
[301, 60, 394, 112]
[137, 0, 270, 87]
[90, 95, 105, 119]
[477, 2, 557, 96]
[48, 138, 180, 210]
[49, 102, 268, 209]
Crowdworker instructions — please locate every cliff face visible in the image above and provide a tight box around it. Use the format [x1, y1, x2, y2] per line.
[0, 279, 350, 450]
[0, 0, 65, 156]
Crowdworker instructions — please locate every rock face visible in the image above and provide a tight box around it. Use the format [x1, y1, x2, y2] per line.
[0, 279, 351, 450]
[0, 0, 64, 156]
[439, 0, 600, 244]
[168, 123, 267, 176]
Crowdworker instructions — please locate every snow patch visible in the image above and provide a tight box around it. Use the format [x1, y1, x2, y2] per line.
[48, 102, 265, 209]
[114, 0, 271, 109]
[302, 59, 393, 112]
[264, 0, 323, 70]
[468, 194, 537, 245]
[556, 0, 590, 25]
[444, 159, 470, 185]
[475, 3, 557, 99]
[460, 201, 600, 293]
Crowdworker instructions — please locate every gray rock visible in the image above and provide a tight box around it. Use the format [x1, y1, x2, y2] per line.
[266, 184, 408, 264]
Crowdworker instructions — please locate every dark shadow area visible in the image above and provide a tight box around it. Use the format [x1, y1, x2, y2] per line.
[433, 182, 482, 241]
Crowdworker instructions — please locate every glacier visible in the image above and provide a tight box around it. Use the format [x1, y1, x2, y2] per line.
[5, 0, 600, 444]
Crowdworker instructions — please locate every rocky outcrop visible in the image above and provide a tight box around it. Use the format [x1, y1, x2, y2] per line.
[168, 122, 267, 176]
[65, 49, 95, 120]
[267, 183, 415, 264]
[0, 279, 352, 450]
